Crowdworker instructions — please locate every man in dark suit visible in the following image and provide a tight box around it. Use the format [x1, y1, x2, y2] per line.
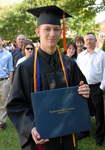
[11, 34, 26, 67]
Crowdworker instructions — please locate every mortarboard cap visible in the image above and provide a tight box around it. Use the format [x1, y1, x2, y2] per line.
[26, 5, 72, 26]
[27, 5, 72, 51]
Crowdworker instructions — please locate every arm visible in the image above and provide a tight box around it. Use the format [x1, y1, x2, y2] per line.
[9, 71, 13, 84]
[7, 64, 35, 148]
[67, 58, 90, 98]
[100, 52, 105, 91]
[8, 52, 14, 82]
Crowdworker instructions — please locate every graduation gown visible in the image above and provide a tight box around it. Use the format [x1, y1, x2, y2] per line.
[7, 48, 87, 150]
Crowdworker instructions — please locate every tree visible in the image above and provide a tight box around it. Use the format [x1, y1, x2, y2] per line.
[0, 0, 102, 40]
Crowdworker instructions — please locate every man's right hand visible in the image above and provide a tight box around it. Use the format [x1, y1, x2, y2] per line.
[31, 127, 49, 145]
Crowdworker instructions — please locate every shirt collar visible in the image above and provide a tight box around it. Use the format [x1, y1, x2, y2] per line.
[38, 47, 58, 64]
[85, 47, 98, 54]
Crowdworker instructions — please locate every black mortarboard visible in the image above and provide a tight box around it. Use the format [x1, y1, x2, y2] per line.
[26, 5, 72, 26]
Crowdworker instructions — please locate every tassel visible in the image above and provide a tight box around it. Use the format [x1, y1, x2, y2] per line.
[63, 11, 67, 51]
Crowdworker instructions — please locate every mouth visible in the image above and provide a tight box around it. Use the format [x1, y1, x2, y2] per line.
[48, 39, 56, 42]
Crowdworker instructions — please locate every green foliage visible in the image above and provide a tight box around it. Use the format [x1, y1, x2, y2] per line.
[58, 37, 73, 50]
[30, 36, 40, 43]
[102, 40, 105, 52]
[0, 0, 102, 40]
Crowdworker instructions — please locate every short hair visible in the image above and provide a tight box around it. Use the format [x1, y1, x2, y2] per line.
[16, 34, 26, 40]
[86, 33, 96, 39]
[74, 35, 84, 44]
[0, 35, 4, 41]
[22, 40, 35, 55]
[63, 41, 77, 59]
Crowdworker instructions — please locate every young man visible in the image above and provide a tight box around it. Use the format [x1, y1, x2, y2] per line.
[7, 6, 90, 150]
[0, 35, 14, 129]
[77, 33, 105, 146]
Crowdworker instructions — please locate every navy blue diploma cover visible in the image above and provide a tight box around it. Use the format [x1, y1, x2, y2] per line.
[31, 86, 92, 139]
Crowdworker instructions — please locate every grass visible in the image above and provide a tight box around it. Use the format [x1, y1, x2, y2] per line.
[78, 118, 105, 150]
[0, 118, 21, 150]
[0, 117, 105, 150]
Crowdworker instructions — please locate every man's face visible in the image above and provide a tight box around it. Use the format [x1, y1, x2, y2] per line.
[85, 34, 97, 50]
[16, 35, 26, 48]
[36, 24, 62, 51]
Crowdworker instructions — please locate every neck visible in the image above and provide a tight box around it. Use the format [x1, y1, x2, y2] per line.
[77, 49, 83, 55]
[87, 47, 95, 53]
[40, 45, 57, 55]
[18, 46, 22, 49]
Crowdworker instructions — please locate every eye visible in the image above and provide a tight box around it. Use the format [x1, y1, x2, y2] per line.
[54, 28, 60, 31]
[45, 28, 50, 31]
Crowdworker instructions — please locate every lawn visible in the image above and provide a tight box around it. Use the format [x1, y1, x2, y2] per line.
[0, 117, 105, 150]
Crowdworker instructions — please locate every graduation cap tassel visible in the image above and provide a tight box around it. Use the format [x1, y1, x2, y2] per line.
[63, 11, 67, 51]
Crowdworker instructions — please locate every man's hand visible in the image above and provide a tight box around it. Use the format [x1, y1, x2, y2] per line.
[31, 127, 49, 145]
[78, 81, 90, 98]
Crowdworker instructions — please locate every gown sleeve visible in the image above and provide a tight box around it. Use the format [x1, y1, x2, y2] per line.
[7, 63, 35, 148]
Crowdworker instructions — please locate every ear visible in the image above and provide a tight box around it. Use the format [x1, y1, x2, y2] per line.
[35, 28, 40, 37]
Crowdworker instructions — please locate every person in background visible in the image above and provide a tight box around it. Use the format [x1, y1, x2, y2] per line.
[77, 33, 105, 147]
[5, 41, 13, 52]
[7, 6, 90, 150]
[12, 42, 17, 50]
[0, 35, 14, 129]
[63, 41, 77, 61]
[11, 34, 26, 68]
[74, 35, 85, 55]
[16, 40, 35, 67]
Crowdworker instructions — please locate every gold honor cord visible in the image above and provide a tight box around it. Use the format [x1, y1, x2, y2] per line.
[34, 46, 76, 148]
[34, 48, 38, 92]
[57, 45, 68, 87]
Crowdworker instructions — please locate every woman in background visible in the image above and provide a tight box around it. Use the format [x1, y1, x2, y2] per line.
[63, 41, 77, 61]
[16, 40, 35, 67]
[74, 35, 85, 55]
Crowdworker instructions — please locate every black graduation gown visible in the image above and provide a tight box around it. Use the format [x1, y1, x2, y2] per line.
[7, 49, 87, 150]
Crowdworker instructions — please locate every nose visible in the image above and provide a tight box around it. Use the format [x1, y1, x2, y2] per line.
[50, 29, 55, 37]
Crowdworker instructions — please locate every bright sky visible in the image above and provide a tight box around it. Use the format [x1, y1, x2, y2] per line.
[95, 11, 105, 23]
[11, 0, 23, 4]
[95, 0, 105, 23]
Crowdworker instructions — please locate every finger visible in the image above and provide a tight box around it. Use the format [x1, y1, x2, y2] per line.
[34, 129, 40, 139]
[79, 81, 84, 86]
[82, 94, 89, 99]
[36, 139, 49, 145]
[40, 139, 49, 145]
[78, 84, 89, 91]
